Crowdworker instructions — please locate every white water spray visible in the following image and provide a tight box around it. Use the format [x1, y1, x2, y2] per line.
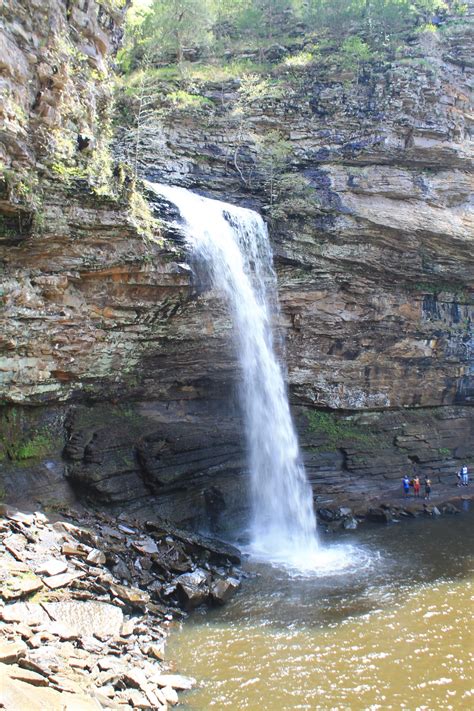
[148, 183, 321, 568]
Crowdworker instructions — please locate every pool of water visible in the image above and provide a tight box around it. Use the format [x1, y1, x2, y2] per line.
[167, 506, 473, 710]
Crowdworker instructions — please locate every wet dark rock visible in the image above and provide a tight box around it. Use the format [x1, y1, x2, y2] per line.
[210, 576, 241, 605]
[204, 486, 227, 534]
[342, 516, 358, 530]
[175, 569, 210, 610]
[145, 518, 241, 565]
[441, 502, 461, 514]
[326, 520, 344, 532]
[111, 558, 132, 582]
[367, 508, 392, 524]
[316, 508, 337, 522]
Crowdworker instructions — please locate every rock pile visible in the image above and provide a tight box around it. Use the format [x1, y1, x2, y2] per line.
[0, 504, 242, 709]
[316, 494, 471, 531]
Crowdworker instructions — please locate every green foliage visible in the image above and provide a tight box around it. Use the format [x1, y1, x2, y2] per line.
[266, 173, 315, 220]
[128, 186, 162, 243]
[121, 0, 461, 77]
[123, 0, 217, 69]
[253, 130, 292, 206]
[13, 435, 53, 461]
[340, 36, 373, 72]
[1, 167, 42, 211]
[168, 89, 214, 109]
[283, 51, 314, 70]
[410, 281, 468, 300]
[438, 447, 451, 457]
[306, 410, 377, 450]
[0, 409, 54, 462]
[300, 0, 448, 41]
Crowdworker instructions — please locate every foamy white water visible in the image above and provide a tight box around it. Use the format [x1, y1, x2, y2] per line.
[147, 183, 320, 568]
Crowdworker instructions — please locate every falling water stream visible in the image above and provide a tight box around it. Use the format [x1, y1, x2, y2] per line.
[148, 183, 323, 569]
[147, 184, 473, 709]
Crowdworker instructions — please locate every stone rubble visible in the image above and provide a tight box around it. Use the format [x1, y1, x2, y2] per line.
[0, 503, 242, 709]
[315, 492, 472, 532]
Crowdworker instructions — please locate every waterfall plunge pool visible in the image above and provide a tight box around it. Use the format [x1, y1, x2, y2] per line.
[167, 506, 473, 710]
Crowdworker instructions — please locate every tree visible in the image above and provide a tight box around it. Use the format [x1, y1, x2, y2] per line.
[126, 0, 217, 66]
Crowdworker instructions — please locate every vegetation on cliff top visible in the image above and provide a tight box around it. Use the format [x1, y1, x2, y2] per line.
[113, 0, 466, 218]
[120, 0, 465, 71]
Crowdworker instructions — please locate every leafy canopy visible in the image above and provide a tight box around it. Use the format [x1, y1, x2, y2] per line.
[120, 0, 454, 70]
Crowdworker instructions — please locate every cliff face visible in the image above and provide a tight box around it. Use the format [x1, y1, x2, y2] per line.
[116, 10, 473, 412]
[1, 2, 473, 528]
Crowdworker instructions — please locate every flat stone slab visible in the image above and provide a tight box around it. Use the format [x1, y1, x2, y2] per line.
[1, 602, 51, 625]
[151, 673, 196, 690]
[3, 575, 43, 601]
[44, 601, 123, 638]
[0, 665, 102, 711]
[5, 664, 49, 686]
[36, 560, 68, 577]
[42, 572, 85, 590]
[109, 582, 150, 608]
[0, 641, 27, 664]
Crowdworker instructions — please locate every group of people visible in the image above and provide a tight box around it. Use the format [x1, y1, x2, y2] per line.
[402, 464, 470, 499]
[402, 474, 431, 500]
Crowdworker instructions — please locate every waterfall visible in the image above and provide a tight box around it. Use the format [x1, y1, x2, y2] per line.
[148, 183, 320, 568]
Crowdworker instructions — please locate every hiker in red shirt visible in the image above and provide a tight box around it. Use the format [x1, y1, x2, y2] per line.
[413, 476, 421, 498]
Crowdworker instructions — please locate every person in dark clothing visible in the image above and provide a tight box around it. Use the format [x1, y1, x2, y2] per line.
[424, 476, 432, 500]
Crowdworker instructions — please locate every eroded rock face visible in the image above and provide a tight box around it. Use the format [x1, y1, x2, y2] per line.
[115, 12, 473, 413]
[1, 3, 473, 526]
[0, 0, 122, 185]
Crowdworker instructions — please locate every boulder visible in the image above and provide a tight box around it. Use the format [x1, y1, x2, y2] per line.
[145, 643, 165, 660]
[0, 666, 102, 711]
[162, 685, 179, 705]
[4, 664, 49, 686]
[316, 508, 337, 522]
[342, 516, 358, 530]
[86, 549, 106, 565]
[3, 575, 43, 600]
[366, 508, 392, 523]
[109, 582, 150, 609]
[441, 503, 460, 514]
[210, 577, 241, 605]
[176, 569, 209, 609]
[1, 602, 50, 626]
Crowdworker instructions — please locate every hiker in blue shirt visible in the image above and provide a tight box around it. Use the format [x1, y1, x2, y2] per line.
[402, 475, 410, 498]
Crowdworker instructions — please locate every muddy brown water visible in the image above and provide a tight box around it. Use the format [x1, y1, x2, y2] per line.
[167, 505, 473, 710]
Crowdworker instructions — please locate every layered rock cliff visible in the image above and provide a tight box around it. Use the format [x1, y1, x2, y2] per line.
[1, 1, 473, 529]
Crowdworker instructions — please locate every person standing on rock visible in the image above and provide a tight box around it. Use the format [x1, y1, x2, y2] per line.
[424, 475, 432, 500]
[402, 475, 410, 498]
[413, 476, 420, 498]
[461, 464, 469, 487]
